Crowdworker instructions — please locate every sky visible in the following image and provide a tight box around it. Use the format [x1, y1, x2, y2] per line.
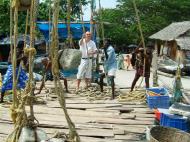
[83, 0, 118, 21]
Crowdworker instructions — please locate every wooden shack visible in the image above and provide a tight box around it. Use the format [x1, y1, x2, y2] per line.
[149, 21, 190, 64]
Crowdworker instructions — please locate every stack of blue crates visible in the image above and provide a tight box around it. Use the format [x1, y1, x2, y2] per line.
[146, 87, 170, 109]
[160, 113, 190, 132]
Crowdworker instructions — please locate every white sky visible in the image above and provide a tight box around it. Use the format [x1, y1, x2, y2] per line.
[83, 0, 118, 21]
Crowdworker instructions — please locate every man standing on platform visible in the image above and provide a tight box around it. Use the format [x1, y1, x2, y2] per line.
[76, 31, 97, 92]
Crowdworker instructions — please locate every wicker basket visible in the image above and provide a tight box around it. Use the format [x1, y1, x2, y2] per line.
[150, 126, 190, 142]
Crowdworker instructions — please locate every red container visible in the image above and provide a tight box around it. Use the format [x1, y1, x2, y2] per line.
[154, 109, 161, 121]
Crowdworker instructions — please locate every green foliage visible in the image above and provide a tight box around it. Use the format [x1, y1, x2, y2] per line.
[99, 0, 190, 46]
[0, 0, 27, 36]
[0, 0, 88, 37]
[59, 0, 88, 20]
[0, 0, 10, 36]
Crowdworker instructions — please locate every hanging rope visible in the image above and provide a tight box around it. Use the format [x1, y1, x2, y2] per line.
[15, 9, 29, 86]
[12, 0, 19, 109]
[48, 0, 52, 54]
[50, 0, 80, 141]
[27, 0, 38, 124]
[67, 0, 73, 48]
[90, 0, 95, 34]
[98, 0, 105, 45]
[24, 10, 29, 49]
[79, 0, 85, 33]
[7, 0, 39, 141]
[10, 0, 13, 69]
[132, 0, 147, 89]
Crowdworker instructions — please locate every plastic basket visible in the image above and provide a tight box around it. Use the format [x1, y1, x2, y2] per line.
[146, 87, 168, 96]
[146, 87, 170, 109]
[160, 113, 190, 132]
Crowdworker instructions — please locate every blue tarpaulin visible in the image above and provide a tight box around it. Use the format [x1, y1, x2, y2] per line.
[37, 22, 96, 41]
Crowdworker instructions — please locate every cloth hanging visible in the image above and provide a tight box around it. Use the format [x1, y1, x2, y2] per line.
[1, 65, 28, 93]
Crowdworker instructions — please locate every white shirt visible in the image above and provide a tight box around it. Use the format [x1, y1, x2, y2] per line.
[79, 39, 97, 58]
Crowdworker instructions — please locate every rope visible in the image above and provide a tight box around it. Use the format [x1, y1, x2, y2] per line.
[48, 0, 51, 54]
[90, 0, 95, 34]
[7, 0, 39, 141]
[50, 0, 80, 141]
[12, 0, 19, 109]
[24, 10, 29, 49]
[24, 47, 37, 56]
[67, 0, 73, 48]
[132, 0, 147, 89]
[10, 0, 13, 68]
[79, 0, 85, 33]
[76, 86, 120, 101]
[27, 0, 38, 124]
[98, 0, 105, 45]
[117, 89, 146, 102]
[7, 94, 28, 142]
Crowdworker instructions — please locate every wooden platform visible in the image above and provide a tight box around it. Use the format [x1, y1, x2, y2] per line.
[0, 81, 154, 142]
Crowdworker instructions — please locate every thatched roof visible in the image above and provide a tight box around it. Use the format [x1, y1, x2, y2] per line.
[149, 21, 190, 41]
[176, 37, 190, 50]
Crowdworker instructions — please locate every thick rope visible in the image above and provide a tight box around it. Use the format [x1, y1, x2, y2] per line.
[67, 0, 73, 48]
[27, 0, 38, 123]
[76, 86, 120, 101]
[117, 90, 146, 102]
[48, 0, 51, 54]
[79, 0, 85, 33]
[51, 0, 80, 141]
[10, 0, 13, 69]
[7, 94, 28, 142]
[90, 0, 95, 34]
[12, 0, 19, 109]
[98, 0, 104, 44]
[15, 9, 29, 85]
[7, 0, 38, 141]
[24, 9, 29, 48]
[132, 0, 147, 89]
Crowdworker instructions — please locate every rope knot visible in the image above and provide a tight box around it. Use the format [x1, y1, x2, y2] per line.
[10, 105, 17, 124]
[24, 47, 37, 56]
[52, 59, 59, 75]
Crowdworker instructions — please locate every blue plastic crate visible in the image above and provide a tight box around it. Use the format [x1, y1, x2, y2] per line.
[160, 113, 190, 132]
[146, 87, 168, 95]
[146, 87, 170, 109]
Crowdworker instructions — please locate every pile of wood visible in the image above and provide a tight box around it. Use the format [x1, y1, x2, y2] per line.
[0, 80, 155, 142]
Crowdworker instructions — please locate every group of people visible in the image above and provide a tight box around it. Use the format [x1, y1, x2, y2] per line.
[0, 31, 153, 102]
[76, 31, 117, 99]
[75, 31, 153, 98]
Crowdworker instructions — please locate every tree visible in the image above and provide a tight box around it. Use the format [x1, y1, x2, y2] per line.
[0, 0, 88, 36]
[99, 0, 190, 46]
[97, 8, 128, 45]
[0, 0, 27, 37]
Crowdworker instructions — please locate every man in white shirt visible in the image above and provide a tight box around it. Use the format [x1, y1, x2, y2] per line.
[76, 31, 97, 91]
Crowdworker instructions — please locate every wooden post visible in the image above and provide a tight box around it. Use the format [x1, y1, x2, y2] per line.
[152, 41, 159, 87]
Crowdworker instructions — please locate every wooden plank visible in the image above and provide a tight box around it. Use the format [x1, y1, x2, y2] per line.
[41, 127, 114, 137]
[47, 102, 122, 109]
[114, 125, 146, 134]
[114, 134, 143, 141]
[0, 80, 156, 142]
[0, 134, 7, 141]
[80, 137, 116, 142]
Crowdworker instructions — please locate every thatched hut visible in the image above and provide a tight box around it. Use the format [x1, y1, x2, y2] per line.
[149, 21, 190, 65]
